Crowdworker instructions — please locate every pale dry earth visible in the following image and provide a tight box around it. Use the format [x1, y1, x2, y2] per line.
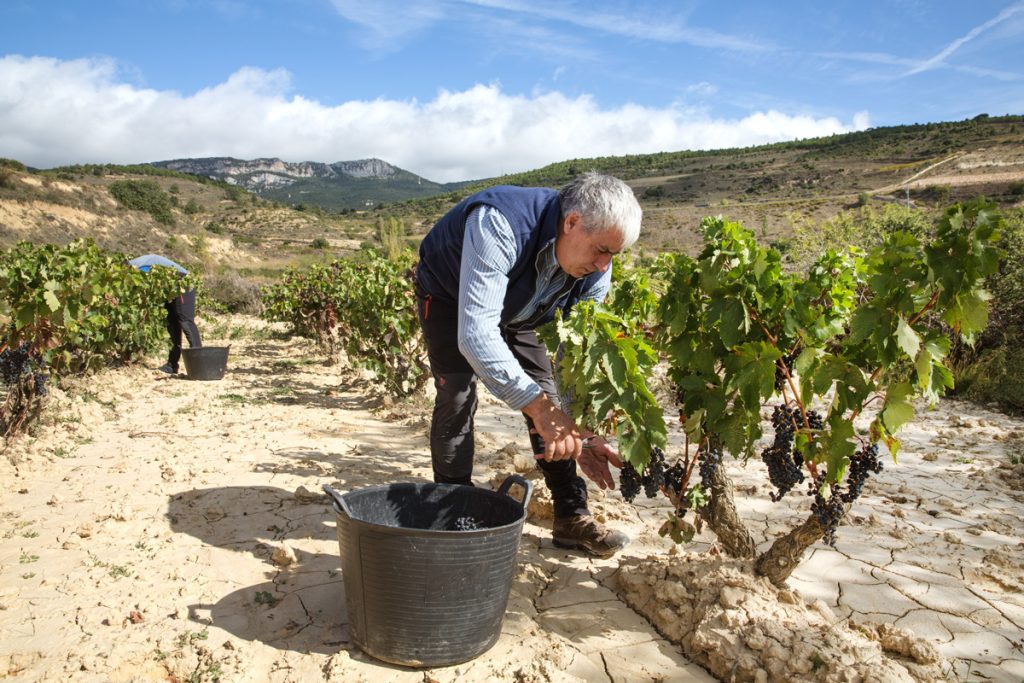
[0, 316, 1022, 682]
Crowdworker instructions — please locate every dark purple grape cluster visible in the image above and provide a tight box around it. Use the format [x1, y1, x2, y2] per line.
[698, 445, 722, 492]
[641, 447, 666, 498]
[774, 349, 798, 391]
[1, 344, 30, 385]
[620, 462, 642, 502]
[1, 344, 48, 398]
[451, 516, 483, 531]
[664, 461, 685, 497]
[761, 405, 804, 501]
[809, 476, 845, 546]
[842, 444, 883, 503]
[34, 373, 48, 397]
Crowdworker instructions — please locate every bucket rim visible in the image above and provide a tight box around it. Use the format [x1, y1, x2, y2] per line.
[324, 478, 532, 535]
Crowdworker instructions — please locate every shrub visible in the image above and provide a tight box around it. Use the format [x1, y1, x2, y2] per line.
[953, 208, 1024, 413]
[788, 203, 932, 270]
[223, 185, 247, 203]
[310, 237, 330, 249]
[108, 179, 175, 225]
[203, 272, 263, 314]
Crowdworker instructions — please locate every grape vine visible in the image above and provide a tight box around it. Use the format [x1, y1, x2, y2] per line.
[262, 248, 428, 396]
[541, 200, 1002, 582]
[1, 240, 198, 440]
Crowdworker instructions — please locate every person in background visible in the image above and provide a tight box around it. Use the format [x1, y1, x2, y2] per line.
[415, 172, 642, 558]
[128, 254, 202, 375]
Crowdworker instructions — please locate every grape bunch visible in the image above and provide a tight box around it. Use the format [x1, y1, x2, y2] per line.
[1, 344, 48, 398]
[1, 345, 31, 385]
[761, 405, 803, 501]
[774, 349, 798, 391]
[664, 461, 685, 497]
[451, 516, 483, 531]
[698, 445, 722, 492]
[842, 444, 883, 504]
[641, 447, 666, 498]
[619, 462, 642, 502]
[810, 478, 845, 546]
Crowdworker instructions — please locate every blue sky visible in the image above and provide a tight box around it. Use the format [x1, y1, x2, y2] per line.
[1, 0, 1022, 182]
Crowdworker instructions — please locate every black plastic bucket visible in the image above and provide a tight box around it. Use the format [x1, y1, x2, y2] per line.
[181, 346, 229, 380]
[323, 476, 532, 667]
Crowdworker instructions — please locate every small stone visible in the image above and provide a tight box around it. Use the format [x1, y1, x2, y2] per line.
[294, 485, 321, 503]
[47, 495, 62, 507]
[513, 452, 536, 473]
[204, 505, 225, 522]
[719, 585, 745, 609]
[76, 523, 93, 538]
[272, 543, 297, 567]
[110, 503, 130, 522]
[922, 453, 938, 462]
[811, 599, 835, 621]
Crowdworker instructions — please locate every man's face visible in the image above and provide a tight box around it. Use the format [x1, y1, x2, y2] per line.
[555, 211, 625, 278]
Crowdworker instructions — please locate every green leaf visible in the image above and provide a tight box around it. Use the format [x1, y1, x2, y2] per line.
[43, 290, 60, 312]
[719, 299, 749, 349]
[880, 382, 915, 434]
[894, 316, 920, 359]
[822, 418, 856, 484]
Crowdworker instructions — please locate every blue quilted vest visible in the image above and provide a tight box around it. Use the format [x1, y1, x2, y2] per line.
[416, 186, 604, 329]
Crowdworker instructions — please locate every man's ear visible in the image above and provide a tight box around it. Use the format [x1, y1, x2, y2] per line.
[563, 210, 582, 234]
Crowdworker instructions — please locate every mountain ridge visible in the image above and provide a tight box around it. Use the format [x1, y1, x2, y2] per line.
[148, 156, 458, 211]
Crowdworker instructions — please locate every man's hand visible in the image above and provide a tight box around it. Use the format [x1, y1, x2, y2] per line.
[576, 436, 623, 490]
[522, 394, 582, 461]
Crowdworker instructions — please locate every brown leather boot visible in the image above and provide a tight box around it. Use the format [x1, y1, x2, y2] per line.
[552, 515, 629, 558]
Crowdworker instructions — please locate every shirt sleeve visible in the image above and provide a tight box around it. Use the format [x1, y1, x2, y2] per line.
[457, 206, 545, 410]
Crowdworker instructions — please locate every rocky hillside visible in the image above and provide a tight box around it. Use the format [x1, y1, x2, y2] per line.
[149, 157, 458, 212]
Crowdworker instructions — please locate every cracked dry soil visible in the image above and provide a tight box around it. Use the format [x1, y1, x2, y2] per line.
[0, 315, 1022, 682]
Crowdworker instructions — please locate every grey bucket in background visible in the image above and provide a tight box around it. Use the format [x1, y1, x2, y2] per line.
[181, 346, 230, 380]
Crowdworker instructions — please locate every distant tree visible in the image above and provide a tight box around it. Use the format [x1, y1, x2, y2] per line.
[376, 216, 406, 260]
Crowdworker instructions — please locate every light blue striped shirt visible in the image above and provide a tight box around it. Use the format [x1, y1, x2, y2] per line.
[457, 205, 611, 410]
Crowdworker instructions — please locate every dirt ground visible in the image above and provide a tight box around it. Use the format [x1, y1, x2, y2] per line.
[1, 316, 1022, 682]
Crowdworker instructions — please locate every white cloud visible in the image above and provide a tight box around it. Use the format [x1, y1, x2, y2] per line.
[0, 56, 867, 183]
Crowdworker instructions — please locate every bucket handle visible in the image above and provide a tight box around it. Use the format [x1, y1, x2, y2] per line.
[496, 474, 533, 511]
[322, 484, 353, 517]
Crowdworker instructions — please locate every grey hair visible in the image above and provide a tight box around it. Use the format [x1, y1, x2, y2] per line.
[558, 171, 642, 249]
